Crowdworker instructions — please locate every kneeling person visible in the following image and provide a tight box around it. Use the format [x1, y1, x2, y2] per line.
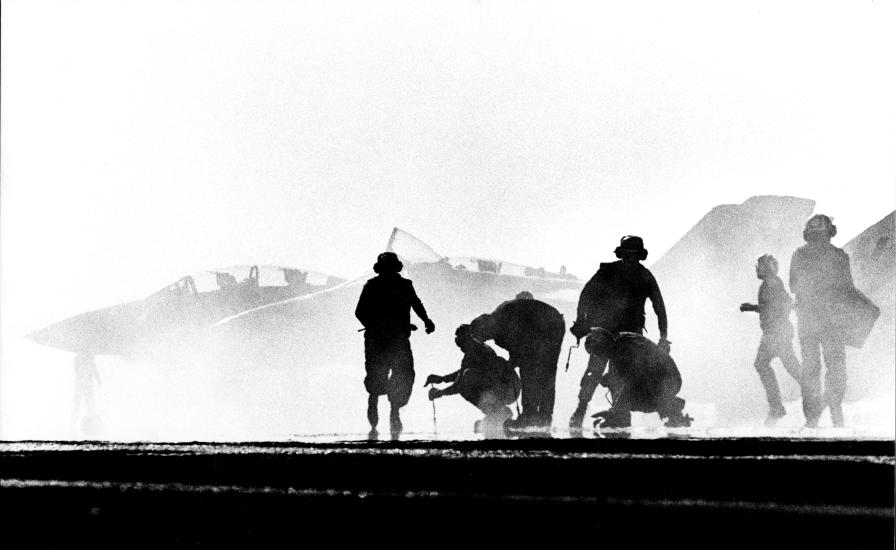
[426, 324, 520, 432]
[585, 328, 692, 429]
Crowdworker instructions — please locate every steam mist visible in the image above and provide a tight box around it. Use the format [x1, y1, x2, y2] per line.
[3, 203, 893, 441]
[647, 198, 895, 432]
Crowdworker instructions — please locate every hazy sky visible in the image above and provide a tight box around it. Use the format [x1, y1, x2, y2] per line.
[2, 0, 894, 335]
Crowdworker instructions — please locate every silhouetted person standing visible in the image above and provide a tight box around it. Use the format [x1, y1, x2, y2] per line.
[425, 324, 520, 434]
[470, 292, 565, 430]
[356, 252, 435, 438]
[790, 215, 855, 428]
[569, 235, 669, 430]
[73, 352, 102, 437]
[740, 254, 803, 427]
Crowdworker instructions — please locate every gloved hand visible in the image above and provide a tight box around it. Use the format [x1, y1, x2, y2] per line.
[424, 319, 436, 334]
[658, 337, 672, 354]
[570, 320, 590, 340]
[424, 374, 442, 386]
[739, 303, 757, 312]
[428, 387, 440, 401]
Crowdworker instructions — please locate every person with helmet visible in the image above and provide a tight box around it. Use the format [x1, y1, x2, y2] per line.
[568, 235, 669, 431]
[740, 254, 803, 427]
[583, 327, 692, 429]
[424, 324, 520, 434]
[469, 294, 565, 431]
[355, 252, 436, 439]
[789, 214, 866, 428]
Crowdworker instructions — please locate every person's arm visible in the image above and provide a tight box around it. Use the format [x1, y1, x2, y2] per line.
[576, 274, 601, 323]
[648, 272, 670, 353]
[788, 250, 801, 295]
[648, 273, 668, 339]
[839, 250, 855, 289]
[433, 382, 461, 398]
[497, 358, 516, 382]
[408, 281, 435, 333]
[355, 283, 373, 328]
[428, 374, 462, 400]
[748, 281, 769, 314]
[425, 370, 460, 386]
[572, 274, 600, 338]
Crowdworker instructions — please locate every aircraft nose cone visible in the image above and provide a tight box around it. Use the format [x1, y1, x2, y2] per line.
[26, 307, 135, 355]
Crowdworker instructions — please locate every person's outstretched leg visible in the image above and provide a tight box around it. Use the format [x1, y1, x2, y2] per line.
[364, 334, 389, 438]
[778, 338, 803, 386]
[754, 339, 786, 425]
[536, 329, 563, 428]
[515, 357, 538, 427]
[367, 394, 379, 438]
[821, 333, 847, 427]
[386, 340, 415, 439]
[798, 325, 823, 427]
[570, 353, 608, 429]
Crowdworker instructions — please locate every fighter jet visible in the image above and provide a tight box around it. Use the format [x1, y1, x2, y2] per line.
[27, 265, 347, 359]
[27, 228, 583, 373]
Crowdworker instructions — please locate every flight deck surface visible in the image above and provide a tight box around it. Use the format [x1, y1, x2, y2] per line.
[2, 434, 893, 547]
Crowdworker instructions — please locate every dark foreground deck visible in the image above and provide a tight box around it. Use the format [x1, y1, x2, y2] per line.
[1, 437, 893, 547]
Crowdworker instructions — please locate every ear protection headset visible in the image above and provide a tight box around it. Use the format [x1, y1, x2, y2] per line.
[803, 214, 837, 241]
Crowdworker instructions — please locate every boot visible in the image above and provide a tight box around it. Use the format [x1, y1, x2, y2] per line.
[477, 407, 512, 435]
[569, 402, 588, 431]
[659, 397, 692, 428]
[592, 408, 631, 429]
[764, 405, 787, 428]
[665, 411, 694, 428]
[533, 412, 553, 430]
[389, 408, 402, 438]
[503, 413, 535, 434]
[830, 402, 845, 427]
[367, 395, 379, 431]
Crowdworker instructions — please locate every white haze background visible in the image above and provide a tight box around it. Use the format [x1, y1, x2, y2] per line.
[1, 0, 894, 439]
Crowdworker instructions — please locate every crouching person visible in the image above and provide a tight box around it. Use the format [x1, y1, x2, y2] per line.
[426, 324, 520, 433]
[584, 328, 692, 429]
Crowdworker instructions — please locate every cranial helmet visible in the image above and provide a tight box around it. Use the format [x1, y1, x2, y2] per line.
[614, 235, 648, 261]
[584, 327, 615, 356]
[756, 254, 779, 276]
[469, 314, 494, 341]
[803, 214, 837, 242]
[373, 252, 403, 274]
